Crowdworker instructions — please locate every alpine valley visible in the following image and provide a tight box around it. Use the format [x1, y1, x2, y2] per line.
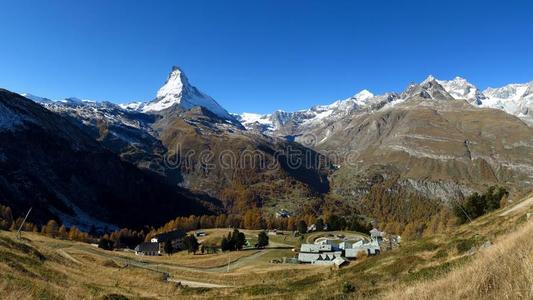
[2, 66, 533, 231]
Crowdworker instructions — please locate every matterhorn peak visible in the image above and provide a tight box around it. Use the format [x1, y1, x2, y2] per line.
[155, 66, 190, 101]
[141, 66, 233, 120]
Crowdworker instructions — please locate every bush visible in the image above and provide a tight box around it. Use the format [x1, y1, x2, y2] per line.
[297, 220, 307, 234]
[183, 234, 199, 254]
[433, 249, 448, 259]
[256, 231, 269, 248]
[341, 281, 357, 294]
[327, 215, 346, 231]
[98, 237, 114, 251]
[315, 218, 324, 231]
[455, 238, 476, 254]
[453, 186, 508, 224]
[161, 272, 170, 281]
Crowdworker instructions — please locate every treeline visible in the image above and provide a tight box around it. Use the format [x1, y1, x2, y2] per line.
[144, 208, 373, 242]
[0, 205, 95, 242]
[453, 186, 508, 224]
[220, 229, 246, 251]
[100, 228, 146, 249]
[355, 183, 454, 240]
[3, 187, 506, 249]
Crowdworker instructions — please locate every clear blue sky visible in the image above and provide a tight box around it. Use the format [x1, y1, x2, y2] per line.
[1, 0, 532, 114]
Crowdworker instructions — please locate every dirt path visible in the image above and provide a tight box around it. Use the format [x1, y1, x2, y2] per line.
[57, 249, 81, 264]
[205, 249, 271, 272]
[167, 278, 231, 288]
[500, 195, 533, 216]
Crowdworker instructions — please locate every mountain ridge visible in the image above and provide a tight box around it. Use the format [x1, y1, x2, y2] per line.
[237, 76, 533, 138]
[11, 68, 533, 226]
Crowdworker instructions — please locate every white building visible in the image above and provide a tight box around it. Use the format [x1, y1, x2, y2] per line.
[339, 241, 354, 250]
[297, 243, 344, 265]
[298, 251, 343, 264]
[344, 239, 381, 258]
[300, 244, 332, 253]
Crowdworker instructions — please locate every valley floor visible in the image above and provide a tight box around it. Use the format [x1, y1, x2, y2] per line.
[0, 195, 532, 299]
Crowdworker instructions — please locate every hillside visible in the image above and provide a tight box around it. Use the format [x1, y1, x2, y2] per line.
[0, 89, 217, 230]
[0, 194, 531, 299]
[153, 105, 330, 210]
[327, 97, 533, 201]
[29, 68, 332, 216]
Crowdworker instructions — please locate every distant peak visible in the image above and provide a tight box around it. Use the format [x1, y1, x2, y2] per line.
[354, 89, 374, 100]
[422, 75, 437, 83]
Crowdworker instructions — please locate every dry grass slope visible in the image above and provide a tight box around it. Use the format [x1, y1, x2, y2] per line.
[0, 195, 531, 299]
[383, 220, 533, 300]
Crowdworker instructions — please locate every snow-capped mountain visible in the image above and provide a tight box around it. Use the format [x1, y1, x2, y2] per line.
[20, 93, 53, 104]
[238, 76, 533, 137]
[124, 66, 234, 121]
[400, 75, 455, 101]
[22, 66, 242, 136]
[481, 82, 533, 121]
[436, 76, 486, 105]
[236, 89, 399, 137]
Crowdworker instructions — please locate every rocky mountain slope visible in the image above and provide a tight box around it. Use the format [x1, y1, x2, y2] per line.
[17, 68, 533, 221]
[0, 89, 218, 230]
[237, 76, 533, 201]
[328, 95, 533, 201]
[25, 68, 330, 213]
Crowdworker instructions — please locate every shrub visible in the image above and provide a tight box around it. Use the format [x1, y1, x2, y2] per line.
[341, 281, 357, 294]
[256, 231, 269, 248]
[455, 239, 475, 254]
[297, 220, 307, 234]
[160, 272, 170, 281]
[98, 237, 114, 251]
[433, 249, 448, 259]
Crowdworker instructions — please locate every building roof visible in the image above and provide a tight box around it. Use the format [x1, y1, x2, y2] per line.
[135, 242, 159, 252]
[300, 244, 332, 253]
[339, 241, 353, 249]
[298, 253, 320, 262]
[298, 251, 343, 263]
